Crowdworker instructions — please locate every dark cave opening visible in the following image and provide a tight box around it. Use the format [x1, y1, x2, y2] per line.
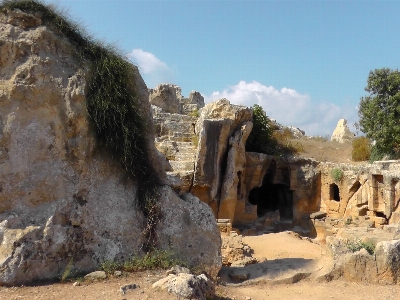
[330, 183, 340, 202]
[248, 162, 293, 220]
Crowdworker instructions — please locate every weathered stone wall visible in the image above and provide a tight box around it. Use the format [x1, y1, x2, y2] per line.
[318, 161, 400, 227]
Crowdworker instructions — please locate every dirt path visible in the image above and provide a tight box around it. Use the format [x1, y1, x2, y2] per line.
[219, 280, 400, 300]
[218, 232, 400, 300]
[1, 232, 400, 300]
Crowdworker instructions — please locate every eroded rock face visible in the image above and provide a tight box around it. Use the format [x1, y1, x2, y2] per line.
[149, 84, 183, 114]
[218, 121, 253, 221]
[323, 234, 400, 284]
[149, 84, 205, 116]
[192, 99, 253, 216]
[0, 9, 220, 285]
[331, 119, 355, 143]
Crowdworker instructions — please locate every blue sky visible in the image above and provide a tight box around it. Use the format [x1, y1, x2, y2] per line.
[44, 0, 400, 136]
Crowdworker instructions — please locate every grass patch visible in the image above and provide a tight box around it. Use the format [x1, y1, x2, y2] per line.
[60, 258, 74, 282]
[101, 250, 188, 274]
[1, 0, 161, 250]
[347, 240, 375, 255]
[188, 109, 199, 118]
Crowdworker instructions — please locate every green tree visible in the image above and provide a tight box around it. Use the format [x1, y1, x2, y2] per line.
[358, 68, 400, 161]
[246, 104, 274, 154]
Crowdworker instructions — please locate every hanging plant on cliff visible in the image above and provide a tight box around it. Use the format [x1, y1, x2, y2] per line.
[0, 0, 160, 251]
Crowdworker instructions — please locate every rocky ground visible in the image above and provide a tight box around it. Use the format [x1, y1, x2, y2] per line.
[1, 231, 400, 300]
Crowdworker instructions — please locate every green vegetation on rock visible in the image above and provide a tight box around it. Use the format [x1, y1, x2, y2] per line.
[358, 68, 400, 162]
[246, 104, 299, 156]
[246, 104, 274, 154]
[330, 168, 343, 182]
[1, 0, 160, 249]
[347, 240, 375, 255]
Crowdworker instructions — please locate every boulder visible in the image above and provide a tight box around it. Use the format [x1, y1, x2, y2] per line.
[221, 232, 254, 266]
[375, 239, 400, 283]
[157, 189, 222, 279]
[331, 119, 355, 143]
[84, 271, 107, 281]
[152, 273, 215, 300]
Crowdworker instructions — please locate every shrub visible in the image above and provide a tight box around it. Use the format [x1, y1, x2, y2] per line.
[246, 104, 274, 154]
[101, 250, 187, 274]
[352, 136, 371, 161]
[347, 240, 375, 255]
[330, 168, 343, 182]
[246, 104, 298, 156]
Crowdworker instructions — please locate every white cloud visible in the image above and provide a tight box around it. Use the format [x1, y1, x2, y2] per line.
[205, 81, 358, 136]
[127, 49, 174, 88]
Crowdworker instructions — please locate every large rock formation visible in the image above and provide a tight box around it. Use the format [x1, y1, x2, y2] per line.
[0, 7, 221, 285]
[192, 99, 253, 218]
[149, 84, 204, 115]
[331, 119, 355, 143]
[151, 95, 260, 224]
[151, 93, 323, 226]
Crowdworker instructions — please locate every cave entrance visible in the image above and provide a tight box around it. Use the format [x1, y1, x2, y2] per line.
[248, 161, 293, 220]
[329, 183, 340, 202]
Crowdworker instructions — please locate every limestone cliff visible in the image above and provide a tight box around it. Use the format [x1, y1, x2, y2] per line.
[0, 5, 221, 285]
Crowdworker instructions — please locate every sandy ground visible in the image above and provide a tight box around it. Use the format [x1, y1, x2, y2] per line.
[1, 232, 400, 300]
[218, 232, 400, 300]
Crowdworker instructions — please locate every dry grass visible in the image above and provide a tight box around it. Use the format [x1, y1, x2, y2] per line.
[289, 136, 360, 164]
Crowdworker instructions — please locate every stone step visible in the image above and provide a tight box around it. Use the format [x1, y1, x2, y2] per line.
[169, 161, 195, 172]
[167, 170, 194, 178]
[174, 154, 196, 161]
[175, 147, 196, 153]
[153, 113, 196, 123]
[155, 140, 196, 150]
[173, 141, 197, 148]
